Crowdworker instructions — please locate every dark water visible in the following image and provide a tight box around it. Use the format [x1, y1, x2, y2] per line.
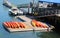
[0, 0, 60, 38]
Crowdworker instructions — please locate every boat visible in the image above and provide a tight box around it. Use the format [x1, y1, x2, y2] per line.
[9, 7, 23, 15]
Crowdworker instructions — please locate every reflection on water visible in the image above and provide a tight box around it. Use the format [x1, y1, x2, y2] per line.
[36, 32, 60, 38]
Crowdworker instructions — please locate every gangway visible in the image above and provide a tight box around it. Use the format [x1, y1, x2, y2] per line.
[16, 16, 32, 22]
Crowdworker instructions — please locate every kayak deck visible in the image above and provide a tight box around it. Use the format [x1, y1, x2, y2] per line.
[3, 22, 33, 32]
[3, 21, 53, 32]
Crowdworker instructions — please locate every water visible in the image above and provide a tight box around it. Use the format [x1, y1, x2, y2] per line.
[0, 0, 60, 38]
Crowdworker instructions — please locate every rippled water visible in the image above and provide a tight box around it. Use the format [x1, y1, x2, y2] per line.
[0, 0, 60, 38]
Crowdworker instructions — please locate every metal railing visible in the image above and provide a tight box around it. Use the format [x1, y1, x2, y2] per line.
[38, 8, 60, 16]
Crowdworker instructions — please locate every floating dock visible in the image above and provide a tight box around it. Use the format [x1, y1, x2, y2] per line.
[3, 20, 53, 32]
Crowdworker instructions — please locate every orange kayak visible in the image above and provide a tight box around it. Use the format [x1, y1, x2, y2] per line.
[17, 22, 25, 28]
[3, 22, 26, 29]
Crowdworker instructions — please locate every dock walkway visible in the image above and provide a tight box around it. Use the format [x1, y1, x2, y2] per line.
[16, 16, 32, 22]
